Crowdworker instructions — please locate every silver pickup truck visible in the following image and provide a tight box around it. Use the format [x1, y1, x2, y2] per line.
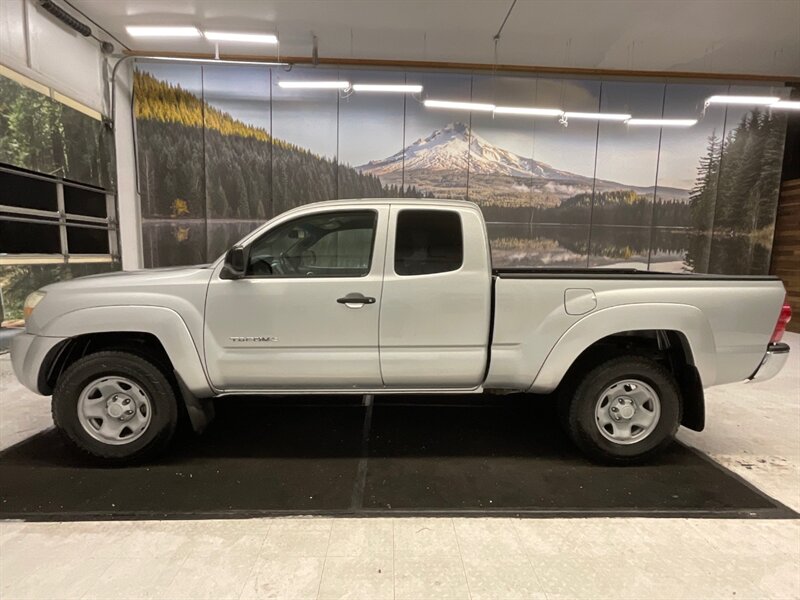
[12, 198, 792, 464]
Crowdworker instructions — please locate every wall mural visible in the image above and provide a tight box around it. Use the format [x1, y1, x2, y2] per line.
[134, 61, 787, 274]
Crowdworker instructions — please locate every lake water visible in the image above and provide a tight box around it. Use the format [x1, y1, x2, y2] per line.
[486, 223, 691, 271]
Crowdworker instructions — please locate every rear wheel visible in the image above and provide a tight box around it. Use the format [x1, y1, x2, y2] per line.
[52, 351, 178, 464]
[562, 355, 681, 464]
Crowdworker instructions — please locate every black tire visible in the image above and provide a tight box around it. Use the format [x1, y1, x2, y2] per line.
[562, 355, 681, 464]
[52, 351, 178, 465]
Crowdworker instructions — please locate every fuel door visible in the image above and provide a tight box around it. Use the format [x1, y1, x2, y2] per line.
[564, 288, 597, 316]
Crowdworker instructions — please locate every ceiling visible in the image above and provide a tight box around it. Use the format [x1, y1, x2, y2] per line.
[70, 0, 800, 78]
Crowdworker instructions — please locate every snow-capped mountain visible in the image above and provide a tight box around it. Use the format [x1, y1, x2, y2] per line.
[359, 122, 580, 181]
[357, 121, 688, 202]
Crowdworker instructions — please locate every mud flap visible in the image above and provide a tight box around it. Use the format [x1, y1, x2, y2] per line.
[175, 372, 215, 434]
[679, 365, 705, 432]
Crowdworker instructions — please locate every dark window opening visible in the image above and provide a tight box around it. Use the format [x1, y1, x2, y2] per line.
[64, 186, 107, 218]
[67, 226, 110, 254]
[0, 220, 61, 254]
[395, 210, 463, 276]
[0, 170, 58, 212]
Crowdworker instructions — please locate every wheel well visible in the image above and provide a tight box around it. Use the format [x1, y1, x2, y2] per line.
[560, 329, 705, 432]
[39, 332, 175, 395]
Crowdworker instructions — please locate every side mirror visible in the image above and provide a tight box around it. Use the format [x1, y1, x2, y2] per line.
[221, 246, 246, 280]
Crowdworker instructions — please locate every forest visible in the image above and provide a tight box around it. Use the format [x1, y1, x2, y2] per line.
[0, 75, 114, 190]
[689, 109, 786, 234]
[135, 70, 393, 223]
[683, 109, 786, 274]
[479, 190, 691, 227]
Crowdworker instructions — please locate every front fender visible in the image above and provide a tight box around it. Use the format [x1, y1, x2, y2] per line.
[529, 303, 717, 393]
[40, 305, 214, 397]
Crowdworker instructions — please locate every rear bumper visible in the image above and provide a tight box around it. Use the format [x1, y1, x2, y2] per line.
[747, 342, 790, 383]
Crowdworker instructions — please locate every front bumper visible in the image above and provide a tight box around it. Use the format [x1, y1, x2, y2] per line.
[747, 342, 790, 383]
[10, 332, 67, 395]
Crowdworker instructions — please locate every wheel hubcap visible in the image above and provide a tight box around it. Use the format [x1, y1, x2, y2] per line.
[77, 376, 152, 445]
[595, 379, 660, 445]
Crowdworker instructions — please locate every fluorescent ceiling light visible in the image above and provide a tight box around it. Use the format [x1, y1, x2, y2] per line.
[126, 26, 201, 38]
[140, 56, 287, 66]
[563, 112, 631, 121]
[770, 100, 800, 110]
[705, 95, 780, 106]
[352, 83, 423, 93]
[204, 31, 278, 44]
[424, 99, 495, 111]
[278, 81, 350, 89]
[494, 106, 563, 117]
[627, 118, 698, 127]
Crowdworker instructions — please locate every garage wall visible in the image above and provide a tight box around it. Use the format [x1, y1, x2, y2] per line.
[0, 0, 106, 114]
[770, 180, 800, 333]
[0, 1, 120, 322]
[771, 110, 800, 333]
[133, 61, 789, 276]
[0, 0, 113, 184]
[0, 1, 144, 274]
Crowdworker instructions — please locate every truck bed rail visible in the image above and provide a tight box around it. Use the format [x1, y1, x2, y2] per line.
[492, 267, 779, 281]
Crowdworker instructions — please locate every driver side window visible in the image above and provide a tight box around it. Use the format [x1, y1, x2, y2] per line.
[247, 210, 377, 278]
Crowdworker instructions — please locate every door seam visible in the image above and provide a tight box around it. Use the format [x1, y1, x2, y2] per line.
[376, 206, 392, 386]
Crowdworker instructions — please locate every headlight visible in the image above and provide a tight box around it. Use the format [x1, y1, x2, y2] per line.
[23, 291, 46, 319]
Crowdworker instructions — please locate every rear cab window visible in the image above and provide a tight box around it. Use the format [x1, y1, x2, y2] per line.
[394, 209, 463, 276]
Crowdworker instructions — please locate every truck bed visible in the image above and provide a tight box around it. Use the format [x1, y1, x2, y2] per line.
[485, 267, 786, 392]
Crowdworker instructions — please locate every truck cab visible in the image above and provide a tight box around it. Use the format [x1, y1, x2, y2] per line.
[204, 199, 491, 391]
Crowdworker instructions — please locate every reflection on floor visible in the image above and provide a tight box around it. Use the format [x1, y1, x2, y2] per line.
[1, 333, 798, 599]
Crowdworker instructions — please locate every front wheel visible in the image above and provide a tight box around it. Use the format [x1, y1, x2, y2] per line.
[562, 355, 681, 464]
[52, 351, 179, 465]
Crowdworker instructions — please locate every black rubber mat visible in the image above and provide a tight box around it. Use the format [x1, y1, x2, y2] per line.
[0, 395, 795, 520]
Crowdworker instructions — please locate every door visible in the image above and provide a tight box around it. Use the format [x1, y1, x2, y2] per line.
[379, 206, 492, 387]
[204, 207, 388, 390]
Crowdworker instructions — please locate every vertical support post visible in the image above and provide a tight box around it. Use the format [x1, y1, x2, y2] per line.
[107, 193, 119, 261]
[56, 182, 68, 263]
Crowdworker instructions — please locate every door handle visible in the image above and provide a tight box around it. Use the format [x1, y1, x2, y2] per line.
[337, 293, 376, 308]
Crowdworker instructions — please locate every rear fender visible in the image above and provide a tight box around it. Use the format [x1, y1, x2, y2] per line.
[529, 303, 717, 393]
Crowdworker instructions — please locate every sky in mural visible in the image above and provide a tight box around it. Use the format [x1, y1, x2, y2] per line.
[142, 62, 755, 192]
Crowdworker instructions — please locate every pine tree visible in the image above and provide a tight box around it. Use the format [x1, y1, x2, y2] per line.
[689, 132, 721, 231]
[754, 112, 787, 230]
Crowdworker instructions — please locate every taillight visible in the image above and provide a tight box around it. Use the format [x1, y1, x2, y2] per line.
[770, 301, 792, 344]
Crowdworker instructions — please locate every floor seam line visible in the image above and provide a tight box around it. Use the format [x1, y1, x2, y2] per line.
[316, 523, 335, 600]
[237, 523, 273, 599]
[451, 518, 473, 600]
[512, 517, 549, 597]
[392, 520, 396, 600]
[349, 394, 374, 512]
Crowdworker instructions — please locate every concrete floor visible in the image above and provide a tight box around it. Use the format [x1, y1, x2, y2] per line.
[1, 334, 798, 599]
